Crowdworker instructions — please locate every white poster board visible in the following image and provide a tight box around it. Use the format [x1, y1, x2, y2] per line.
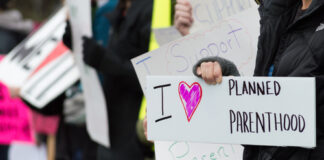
[153, 0, 257, 48]
[67, 0, 110, 147]
[155, 141, 243, 160]
[0, 8, 80, 108]
[153, 27, 182, 46]
[132, 7, 260, 94]
[189, 0, 256, 33]
[20, 51, 79, 108]
[0, 8, 68, 87]
[147, 76, 316, 148]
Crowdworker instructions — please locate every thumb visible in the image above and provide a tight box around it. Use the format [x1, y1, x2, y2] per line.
[196, 67, 202, 76]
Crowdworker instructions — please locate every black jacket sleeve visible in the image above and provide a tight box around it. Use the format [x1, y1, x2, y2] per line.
[192, 56, 240, 77]
[84, 3, 152, 76]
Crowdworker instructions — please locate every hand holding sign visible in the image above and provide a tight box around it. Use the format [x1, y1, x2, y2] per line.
[197, 61, 223, 85]
[174, 0, 193, 36]
[81, 36, 105, 69]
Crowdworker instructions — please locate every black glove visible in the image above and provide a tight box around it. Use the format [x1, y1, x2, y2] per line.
[63, 21, 73, 49]
[193, 56, 240, 77]
[82, 36, 106, 70]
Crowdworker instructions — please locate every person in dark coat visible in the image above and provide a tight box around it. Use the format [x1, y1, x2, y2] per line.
[65, 0, 152, 159]
[172, 0, 324, 159]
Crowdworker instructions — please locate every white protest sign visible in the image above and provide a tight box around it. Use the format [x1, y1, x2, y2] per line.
[0, 8, 80, 108]
[0, 8, 68, 87]
[153, 0, 257, 48]
[20, 51, 79, 108]
[189, 0, 257, 33]
[155, 141, 243, 160]
[67, 0, 110, 147]
[132, 7, 260, 94]
[147, 76, 316, 147]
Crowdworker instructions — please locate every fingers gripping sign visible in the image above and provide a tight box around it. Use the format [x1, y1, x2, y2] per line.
[197, 62, 223, 85]
[175, 0, 193, 36]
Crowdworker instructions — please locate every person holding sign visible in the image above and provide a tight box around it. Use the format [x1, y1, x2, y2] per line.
[172, 0, 324, 159]
[64, 0, 153, 159]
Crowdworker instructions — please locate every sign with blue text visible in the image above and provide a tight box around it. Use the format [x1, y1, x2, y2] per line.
[132, 7, 260, 94]
[189, 0, 257, 33]
[147, 76, 316, 148]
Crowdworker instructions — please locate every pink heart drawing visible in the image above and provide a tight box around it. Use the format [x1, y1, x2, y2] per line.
[178, 81, 202, 122]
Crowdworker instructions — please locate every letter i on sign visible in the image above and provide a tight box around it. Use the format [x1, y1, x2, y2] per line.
[154, 84, 172, 123]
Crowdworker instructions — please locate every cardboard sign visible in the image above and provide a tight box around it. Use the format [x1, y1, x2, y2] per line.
[147, 76, 316, 148]
[132, 7, 260, 95]
[189, 0, 256, 33]
[155, 141, 243, 160]
[0, 82, 34, 145]
[67, 0, 110, 147]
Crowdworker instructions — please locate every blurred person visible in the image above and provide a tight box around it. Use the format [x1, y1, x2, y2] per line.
[54, 1, 119, 159]
[63, 0, 153, 159]
[93, 0, 119, 47]
[54, 83, 98, 160]
[0, 0, 33, 53]
[136, 0, 176, 159]
[83, 0, 152, 159]
[170, 0, 324, 159]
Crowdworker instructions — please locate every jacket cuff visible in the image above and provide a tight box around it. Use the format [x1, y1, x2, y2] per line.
[192, 56, 240, 77]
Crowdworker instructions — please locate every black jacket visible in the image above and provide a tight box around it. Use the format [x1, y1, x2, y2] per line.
[83, 0, 152, 158]
[245, 0, 324, 159]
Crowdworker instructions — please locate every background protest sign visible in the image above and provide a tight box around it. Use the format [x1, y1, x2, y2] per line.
[155, 141, 243, 160]
[0, 8, 80, 108]
[189, 0, 256, 33]
[147, 76, 316, 148]
[20, 43, 79, 108]
[132, 6, 260, 94]
[153, 0, 258, 46]
[0, 8, 69, 87]
[153, 27, 182, 46]
[0, 82, 34, 145]
[67, 0, 110, 147]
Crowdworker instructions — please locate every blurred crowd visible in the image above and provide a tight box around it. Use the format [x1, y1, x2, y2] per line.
[0, 0, 157, 159]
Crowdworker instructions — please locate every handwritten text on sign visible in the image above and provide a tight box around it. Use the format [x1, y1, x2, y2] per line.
[189, 0, 256, 32]
[132, 7, 260, 94]
[147, 76, 316, 147]
[155, 141, 243, 160]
